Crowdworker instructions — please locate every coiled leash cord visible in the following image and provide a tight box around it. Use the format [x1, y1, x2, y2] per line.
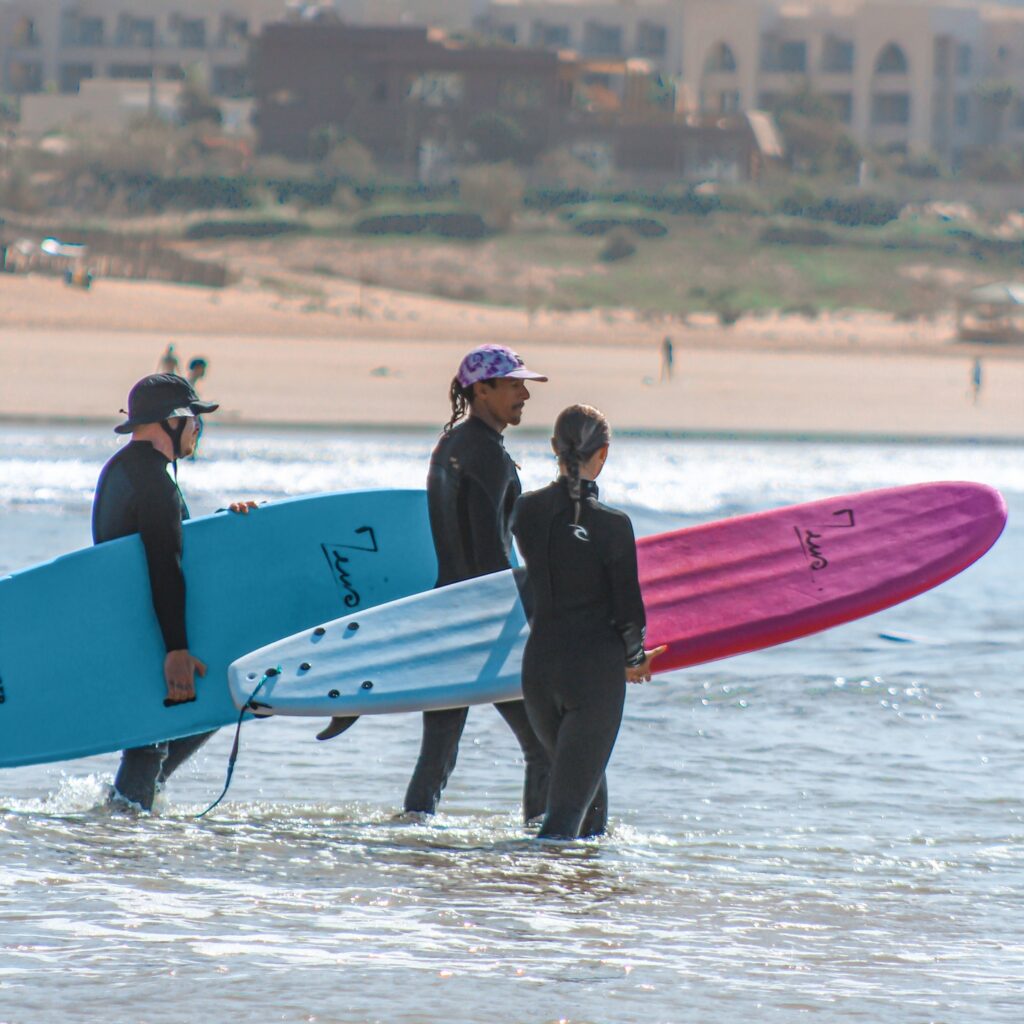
[195, 668, 278, 820]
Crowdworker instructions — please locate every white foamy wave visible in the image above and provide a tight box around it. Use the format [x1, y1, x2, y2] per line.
[1, 424, 1021, 517]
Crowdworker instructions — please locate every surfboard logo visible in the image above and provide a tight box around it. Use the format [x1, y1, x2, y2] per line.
[321, 526, 379, 608]
[794, 508, 855, 574]
[0, 674, 5, 705]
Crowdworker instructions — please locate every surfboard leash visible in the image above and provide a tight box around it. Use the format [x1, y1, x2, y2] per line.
[195, 667, 279, 820]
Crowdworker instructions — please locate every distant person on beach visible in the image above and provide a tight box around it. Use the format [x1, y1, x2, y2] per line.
[660, 336, 674, 382]
[158, 344, 178, 375]
[971, 357, 983, 404]
[93, 373, 255, 811]
[187, 357, 208, 388]
[512, 405, 664, 839]
[318, 344, 552, 823]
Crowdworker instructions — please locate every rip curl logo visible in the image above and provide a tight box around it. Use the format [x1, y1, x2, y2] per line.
[571, 524, 590, 542]
[321, 526, 379, 608]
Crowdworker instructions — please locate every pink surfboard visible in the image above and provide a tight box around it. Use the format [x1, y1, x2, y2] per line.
[639, 481, 1007, 671]
[229, 482, 1007, 718]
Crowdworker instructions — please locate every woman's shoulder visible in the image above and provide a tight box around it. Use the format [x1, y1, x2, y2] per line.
[517, 480, 561, 508]
[586, 496, 636, 535]
[514, 480, 562, 516]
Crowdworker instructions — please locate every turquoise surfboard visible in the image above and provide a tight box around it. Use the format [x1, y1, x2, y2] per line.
[0, 490, 435, 768]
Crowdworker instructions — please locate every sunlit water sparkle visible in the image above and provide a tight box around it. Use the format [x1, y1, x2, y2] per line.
[1, 424, 1021, 1024]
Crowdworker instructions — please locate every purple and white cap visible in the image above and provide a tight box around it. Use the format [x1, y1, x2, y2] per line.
[456, 344, 548, 388]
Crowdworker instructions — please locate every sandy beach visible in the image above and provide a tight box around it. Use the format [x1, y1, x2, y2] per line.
[2, 274, 1022, 439]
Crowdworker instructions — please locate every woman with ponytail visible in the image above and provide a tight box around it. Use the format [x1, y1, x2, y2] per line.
[512, 405, 664, 840]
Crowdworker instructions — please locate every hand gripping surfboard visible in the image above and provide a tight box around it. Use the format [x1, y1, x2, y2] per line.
[227, 482, 1007, 718]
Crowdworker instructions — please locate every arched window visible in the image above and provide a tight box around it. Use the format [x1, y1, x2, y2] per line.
[874, 43, 908, 75]
[705, 42, 738, 74]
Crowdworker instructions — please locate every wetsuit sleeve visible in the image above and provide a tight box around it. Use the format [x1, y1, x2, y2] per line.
[136, 483, 188, 653]
[460, 467, 511, 576]
[604, 515, 646, 666]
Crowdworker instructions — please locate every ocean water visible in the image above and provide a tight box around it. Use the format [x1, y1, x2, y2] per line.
[1, 423, 1022, 1024]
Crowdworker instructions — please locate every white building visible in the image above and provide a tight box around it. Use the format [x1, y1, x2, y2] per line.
[0, 0, 484, 103]
[484, 0, 1024, 162]
[7, 0, 1024, 162]
[0, 0, 285, 98]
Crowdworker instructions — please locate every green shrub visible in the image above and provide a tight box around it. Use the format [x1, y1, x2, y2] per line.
[458, 162, 524, 231]
[715, 186, 773, 215]
[466, 112, 527, 163]
[897, 153, 945, 179]
[354, 207, 489, 239]
[185, 219, 309, 239]
[960, 148, 1024, 184]
[760, 223, 832, 245]
[565, 203, 668, 237]
[599, 229, 637, 262]
[777, 191, 900, 226]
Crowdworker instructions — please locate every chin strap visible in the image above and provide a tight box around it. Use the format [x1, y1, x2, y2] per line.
[160, 418, 188, 461]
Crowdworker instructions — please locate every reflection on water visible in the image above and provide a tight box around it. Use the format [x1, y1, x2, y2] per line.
[1, 425, 1022, 1023]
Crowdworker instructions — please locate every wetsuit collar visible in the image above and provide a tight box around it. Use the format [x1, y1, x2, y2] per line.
[467, 413, 505, 443]
[558, 475, 598, 499]
[127, 438, 172, 463]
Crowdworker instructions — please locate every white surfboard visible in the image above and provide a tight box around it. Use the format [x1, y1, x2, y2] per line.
[228, 569, 527, 716]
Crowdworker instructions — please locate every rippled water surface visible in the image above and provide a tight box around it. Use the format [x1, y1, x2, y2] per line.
[1, 425, 1022, 1024]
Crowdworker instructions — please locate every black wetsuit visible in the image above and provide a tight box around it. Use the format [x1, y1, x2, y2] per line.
[403, 416, 551, 819]
[92, 441, 214, 810]
[512, 477, 646, 839]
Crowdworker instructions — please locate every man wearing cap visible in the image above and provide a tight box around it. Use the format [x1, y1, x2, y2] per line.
[408, 345, 552, 819]
[93, 372, 252, 811]
[319, 345, 552, 819]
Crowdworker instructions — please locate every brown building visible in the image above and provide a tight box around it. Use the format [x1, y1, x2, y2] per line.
[254, 23, 566, 167]
[253, 21, 780, 182]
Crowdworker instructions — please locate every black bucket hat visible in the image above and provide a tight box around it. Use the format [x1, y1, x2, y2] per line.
[114, 373, 219, 434]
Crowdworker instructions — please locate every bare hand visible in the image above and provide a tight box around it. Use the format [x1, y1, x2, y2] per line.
[163, 649, 207, 706]
[626, 645, 667, 684]
[228, 500, 259, 514]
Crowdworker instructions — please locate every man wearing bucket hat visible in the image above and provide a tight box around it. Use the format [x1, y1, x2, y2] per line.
[320, 344, 552, 821]
[93, 373, 253, 810]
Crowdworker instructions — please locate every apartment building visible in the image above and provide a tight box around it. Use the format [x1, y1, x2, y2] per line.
[485, 0, 1024, 163]
[255, 22, 568, 164]
[0, 0, 491, 103]
[0, 0, 284, 98]
[254, 21, 779, 182]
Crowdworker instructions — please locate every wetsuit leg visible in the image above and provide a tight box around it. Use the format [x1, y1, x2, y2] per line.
[521, 641, 560, 759]
[522, 631, 626, 840]
[112, 741, 169, 811]
[539, 683, 623, 839]
[403, 706, 469, 814]
[578, 775, 609, 839]
[493, 699, 551, 822]
[158, 729, 216, 784]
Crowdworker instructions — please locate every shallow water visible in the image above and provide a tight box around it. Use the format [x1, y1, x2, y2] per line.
[1, 424, 1022, 1024]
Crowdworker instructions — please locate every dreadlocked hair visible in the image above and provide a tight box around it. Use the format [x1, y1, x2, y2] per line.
[443, 377, 497, 434]
[553, 404, 611, 525]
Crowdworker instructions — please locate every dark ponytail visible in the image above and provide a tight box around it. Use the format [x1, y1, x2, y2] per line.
[443, 377, 497, 434]
[444, 377, 474, 433]
[553, 404, 611, 524]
